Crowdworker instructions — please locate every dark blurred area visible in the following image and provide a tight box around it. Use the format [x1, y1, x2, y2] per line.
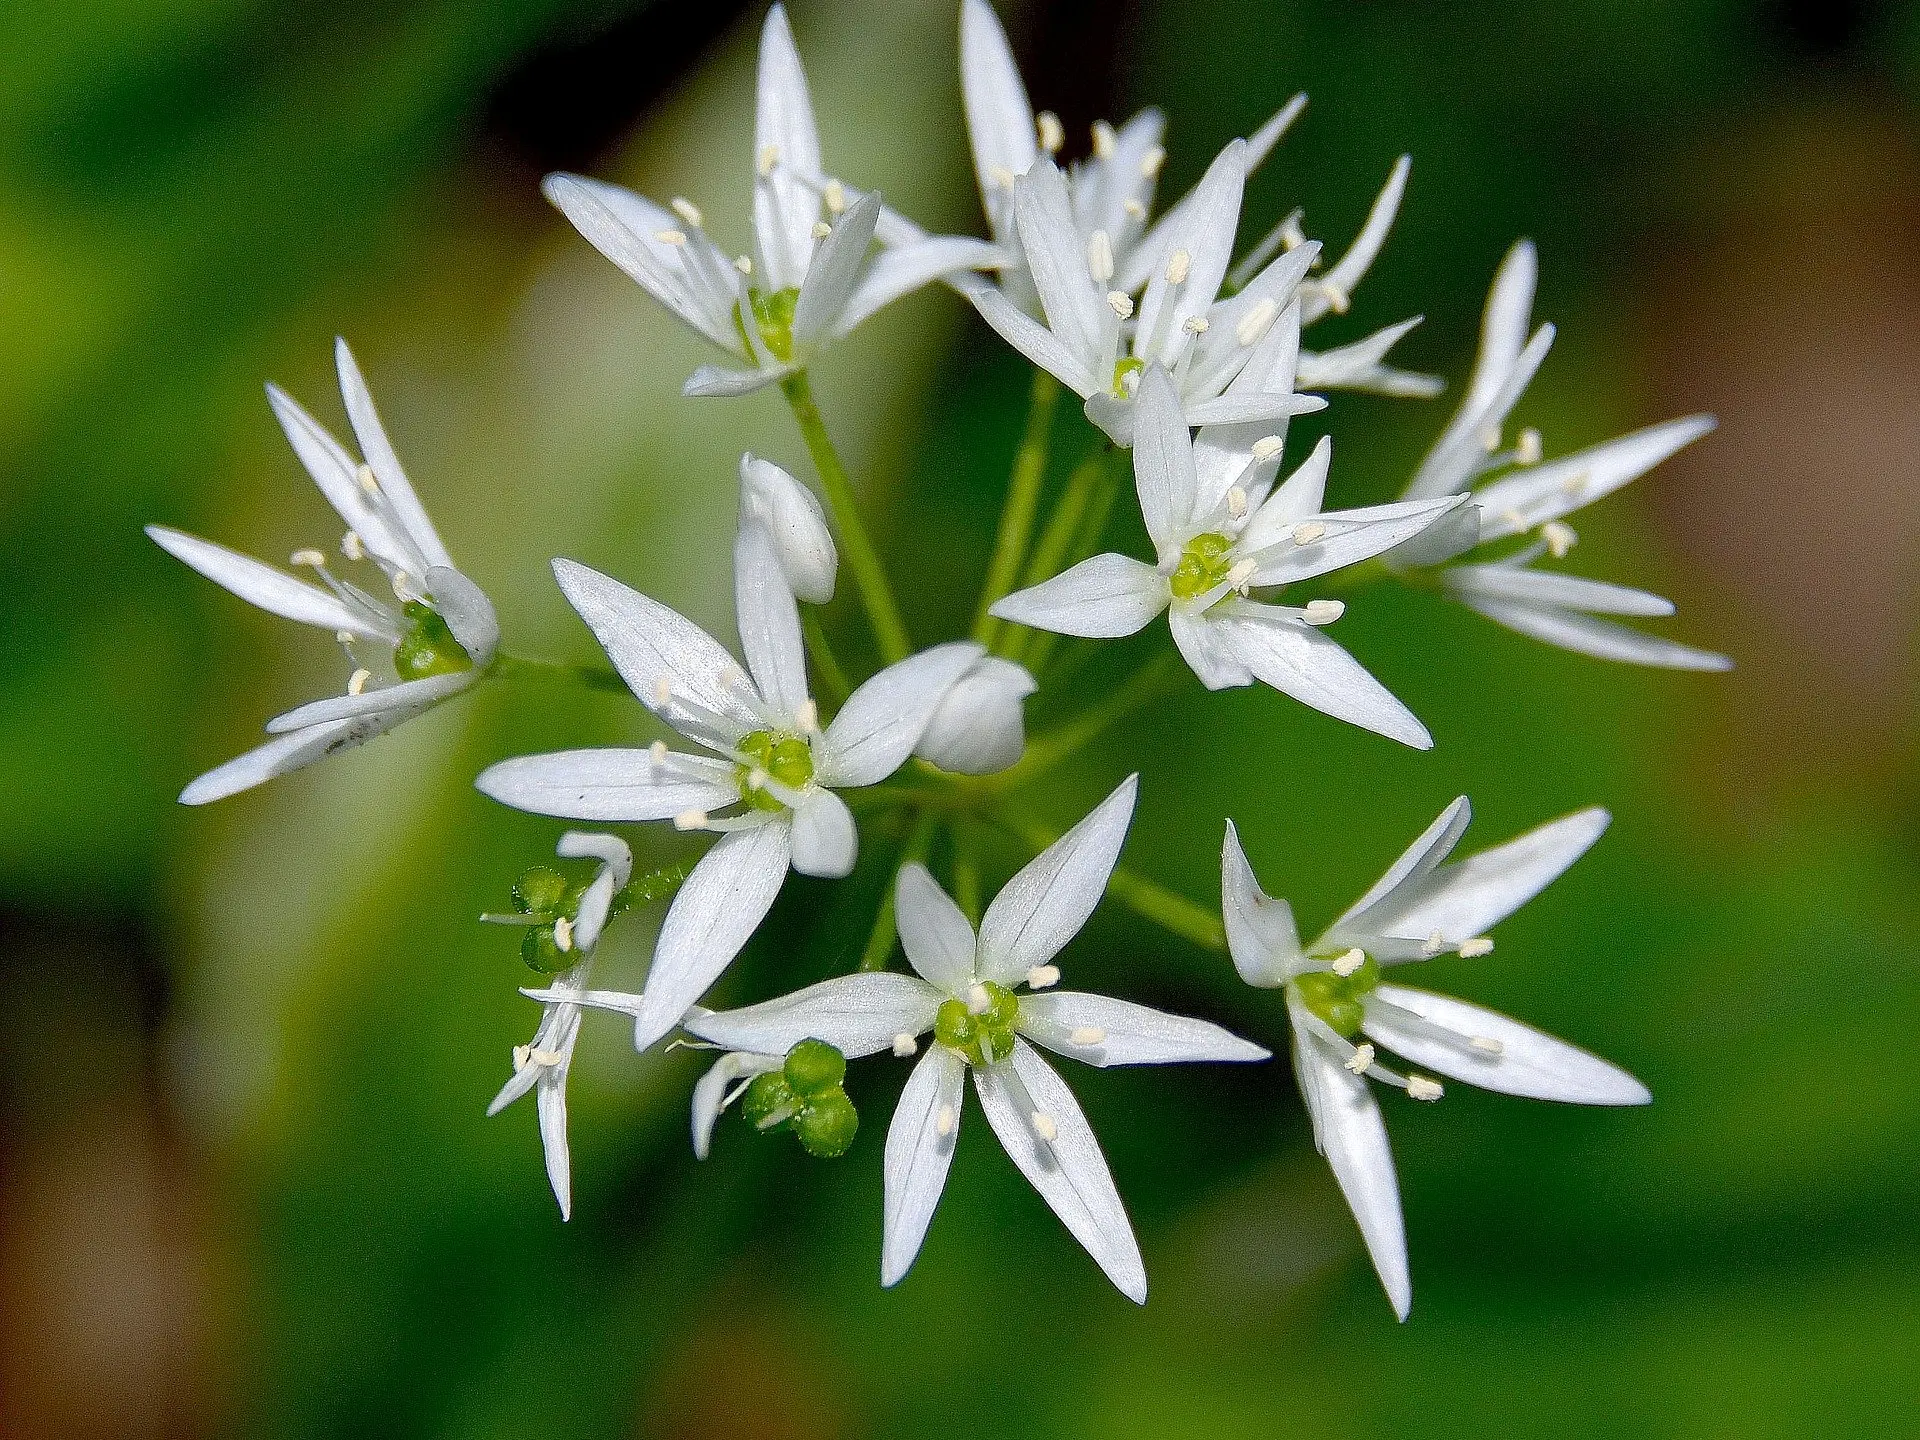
[1, 0, 1916, 1435]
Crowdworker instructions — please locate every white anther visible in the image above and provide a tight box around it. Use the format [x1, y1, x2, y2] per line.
[340, 530, 365, 560]
[1030, 1110, 1059, 1142]
[1227, 558, 1258, 593]
[795, 699, 819, 734]
[1303, 599, 1345, 626]
[649, 740, 668, 769]
[745, 766, 771, 793]
[892, 1032, 919, 1057]
[1106, 289, 1134, 319]
[1290, 521, 1327, 545]
[1470, 1035, 1505, 1055]
[1542, 520, 1577, 558]
[1345, 1042, 1376, 1076]
[553, 915, 574, 952]
[1501, 508, 1528, 530]
[670, 196, 704, 228]
[673, 809, 710, 831]
[935, 1104, 956, 1137]
[511, 1043, 531, 1071]
[654, 228, 687, 247]
[1316, 280, 1350, 314]
[652, 678, 673, 707]
[1087, 230, 1114, 283]
[348, 667, 372, 696]
[1226, 486, 1249, 520]
[1235, 298, 1277, 346]
[823, 179, 846, 214]
[1141, 144, 1166, 179]
[811, 220, 832, 240]
[1091, 120, 1117, 160]
[966, 983, 992, 1015]
[356, 463, 381, 495]
[1165, 248, 1191, 285]
[1422, 931, 1448, 956]
[1458, 936, 1494, 958]
[1250, 435, 1285, 462]
[1478, 422, 1503, 454]
[390, 571, 418, 603]
[1516, 428, 1543, 465]
[1407, 1076, 1444, 1102]
[1183, 315, 1210, 334]
[734, 255, 754, 275]
[1037, 110, 1064, 154]
[1123, 198, 1146, 218]
[989, 164, 1017, 190]
[335, 629, 356, 645]
[1027, 964, 1060, 990]
[758, 144, 780, 176]
[1280, 214, 1307, 251]
[1561, 472, 1589, 498]
[513, 1044, 565, 1072]
[1069, 1026, 1107, 1046]
[1331, 947, 1366, 977]
[290, 548, 326, 568]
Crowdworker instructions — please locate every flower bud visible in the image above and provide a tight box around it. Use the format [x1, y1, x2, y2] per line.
[739, 454, 837, 603]
[914, 656, 1036, 775]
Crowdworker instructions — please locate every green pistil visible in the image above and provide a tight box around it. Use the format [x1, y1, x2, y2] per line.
[508, 864, 588, 975]
[393, 601, 473, 680]
[934, 981, 1020, 1067]
[735, 729, 814, 812]
[741, 1040, 859, 1158]
[735, 286, 801, 364]
[1168, 532, 1237, 602]
[1111, 355, 1144, 396]
[1293, 956, 1382, 1038]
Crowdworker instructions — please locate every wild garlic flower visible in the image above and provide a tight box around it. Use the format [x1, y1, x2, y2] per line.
[1391, 241, 1729, 669]
[689, 776, 1268, 1301]
[739, 452, 837, 603]
[542, 5, 996, 399]
[148, 338, 498, 805]
[487, 832, 634, 1220]
[1222, 799, 1651, 1319]
[475, 525, 982, 1052]
[991, 366, 1462, 747]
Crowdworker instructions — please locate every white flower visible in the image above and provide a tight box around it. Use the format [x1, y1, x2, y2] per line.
[1221, 798, 1651, 1319]
[991, 365, 1462, 747]
[541, 5, 997, 399]
[1392, 241, 1729, 669]
[487, 831, 634, 1220]
[147, 338, 498, 805]
[739, 453, 836, 603]
[687, 776, 1268, 1302]
[912, 654, 1035, 774]
[475, 524, 982, 1052]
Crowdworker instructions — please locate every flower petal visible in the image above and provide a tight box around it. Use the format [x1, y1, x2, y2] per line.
[1168, 605, 1252, 690]
[475, 749, 738, 822]
[968, 286, 1100, 397]
[425, 566, 499, 662]
[792, 189, 881, 354]
[1403, 323, 1554, 500]
[752, 4, 825, 292]
[895, 862, 978, 993]
[1334, 795, 1472, 929]
[835, 236, 1002, 338]
[913, 655, 1035, 775]
[688, 972, 942, 1060]
[1459, 597, 1733, 671]
[1221, 820, 1302, 986]
[1246, 496, 1463, 588]
[734, 523, 811, 726]
[989, 553, 1168, 638]
[1464, 240, 1537, 417]
[1235, 435, 1331, 550]
[882, 1045, 967, 1287]
[145, 526, 387, 638]
[334, 338, 454, 572]
[1444, 564, 1675, 616]
[816, 641, 983, 788]
[1011, 159, 1104, 360]
[264, 382, 416, 573]
[691, 1050, 783, 1159]
[1470, 415, 1718, 539]
[790, 786, 857, 877]
[959, 0, 1037, 238]
[977, 774, 1136, 983]
[1133, 139, 1244, 367]
[683, 363, 788, 397]
[1301, 154, 1409, 326]
[266, 669, 474, 733]
[1131, 365, 1196, 550]
[740, 453, 837, 603]
[178, 715, 382, 806]
[1018, 991, 1268, 1067]
[1214, 606, 1432, 749]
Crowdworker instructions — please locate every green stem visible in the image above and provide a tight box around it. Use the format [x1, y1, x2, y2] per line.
[801, 609, 851, 707]
[780, 370, 912, 665]
[1004, 649, 1187, 786]
[495, 651, 630, 694]
[1019, 452, 1124, 676]
[952, 819, 982, 924]
[859, 810, 941, 970]
[994, 811, 1224, 951]
[615, 860, 694, 912]
[973, 369, 1061, 646]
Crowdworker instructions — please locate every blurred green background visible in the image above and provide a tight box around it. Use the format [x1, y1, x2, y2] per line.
[3, 0, 1918, 1435]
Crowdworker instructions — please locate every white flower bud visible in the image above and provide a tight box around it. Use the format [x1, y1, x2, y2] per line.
[913, 656, 1037, 775]
[739, 454, 837, 603]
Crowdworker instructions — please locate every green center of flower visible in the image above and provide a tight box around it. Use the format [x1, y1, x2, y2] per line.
[1168, 532, 1238, 602]
[734, 729, 814, 812]
[1292, 955, 1382, 1038]
[736, 286, 801, 364]
[741, 1039, 859, 1158]
[1111, 354, 1145, 396]
[393, 601, 474, 680]
[934, 981, 1020, 1067]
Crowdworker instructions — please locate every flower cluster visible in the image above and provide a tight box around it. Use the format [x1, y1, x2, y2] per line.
[150, 1, 1724, 1317]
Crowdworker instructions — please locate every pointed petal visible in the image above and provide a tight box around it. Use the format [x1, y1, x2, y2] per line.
[178, 715, 377, 805]
[1134, 140, 1245, 366]
[425, 566, 498, 662]
[264, 383, 415, 573]
[1294, 316, 1443, 396]
[1445, 564, 1677, 616]
[1018, 991, 1268, 1067]
[913, 655, 1035, 775]
[1247, 497, 1463, 587]
[1335, 796, 1472, 928]
[688, 972, 942, 1060]
[1131, 365, 1196, 549]
[537, 1060, 575, 1220]
[334, 338, 453, 571]
[1221, 820, 1302, 986]
[977, 775, 1137, 982]
[817, 641, 983, 788]
[1471, 415, 1718, 539]
[145, 526, 385, 637]
[882, 1046, 967, 1287]
[960, 0, 1038, 237]
[570, 865, 619, 953]
[1465, 241, 1537, 417]
[968, 285, 1100, 396]
[683, 363, 788, 397]
[1011, 160, 1104, 359]
[1236, 435, 1331, 549]
[835, 236, 1001, 338]
[1404, 324, 1555, 500]
[266, 669, 473, 733]
[895, 862, 979, 992]
[792, 190, 881, 353]
[692, 1051, 783, 1159]
[475, 749, 737, 822]
[1180, 393, 1327, 427]
[988, 553, 1167, 638]
[1215, 607, 1432, 749]
[734, 523, 810, 726]
[740, 453, 837, 603]
[1168, 605, 1252, 690]
[790, 786, 857, 877]
[1461, 596, 1733, 671]
[975, 1041, 1145, 1303]
[1303, 155, 1409, 325]
[753, 4, 825, 291]
[1366, 986, 1651, 1105]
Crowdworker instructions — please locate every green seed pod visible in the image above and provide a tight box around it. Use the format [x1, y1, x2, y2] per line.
[520, 926, 569, 975]
[793, 1089, 859, 1158]
[392, 602, 474, 680]
[741, 1072, 797, 1131]
[783, 1038, 847, 1097]
[512, 865, 570, 917]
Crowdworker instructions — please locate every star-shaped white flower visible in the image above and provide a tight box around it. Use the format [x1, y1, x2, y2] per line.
[991, 365, 1463, 747]
[1390, 241, 1729, 669]
[148, 338, 498, 804]
[541, 5, 996, 399]
[1221, 798, 1651, 1319]
[476, 522, 982, 1052]
[687, 776, 1268, 1302]
[487, 832, 633, 1220]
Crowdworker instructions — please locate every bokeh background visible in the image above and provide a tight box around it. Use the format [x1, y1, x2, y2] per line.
[3, 0, 1918, 1434]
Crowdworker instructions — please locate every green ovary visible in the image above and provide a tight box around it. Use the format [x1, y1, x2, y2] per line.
[1168, 532, 1238, 602]
[934, 981, 1020, 1067]
[1111, 355, 1144, 395]
[1292, 956, 1382, 1038]
[736, 286, 801, 363]
[735, 729, 815, 812]
[392, 602, 473, 680]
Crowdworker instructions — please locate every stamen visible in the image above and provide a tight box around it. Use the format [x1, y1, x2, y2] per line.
[1123, 198, 1146, 218]
[357, 463, 381, 495]
[1165, 248, 1191, 285]
[1030, 1110, 1059, 1142]
[340, 530, 365, 561]
[734, 255, 754, 275]
[1345, 1042, 1376, 1076]
[670, 197, 704, 228]
[966, 983, 992, 1015]
[649, 740, 668, 767]
[1303, 599, 1345, 625]
[290, 548, 326, 568]
[347, 668, 372, 696]
[1140, 144, 1167, 179]
[1457, 936, 1494, 958]
[1183, 315, 1210, 334]
[654, 229, 688, 247]
[935, 1104, 956, 1137]
[1091, 120, 1117, 160]
[1291, 521, 1326, 545]
[1227, 558, 1258, 593]
[652, 678, 673, 708]
[1422, 932, 1448, 956]
[1069, 1026, 1107, 1046]
[758, 144, 779, 177]
[795, 699, 819, 734]
[1315, 280, 1351, 314]
[1027, 964, 1060, 990]
[1037, 110, 1064, 155]
[1280, 213, 1307, 251]
[1235, 298, 1276, 347]
[1516, 428, 1543, 465]
[513, 1044, 566, 1072]
[512, 1043, 531, 1071]
[1561, 472, 1589, 499]
[1087, 230, 1114, 284]
[553, 915, 574, 952]
[1250, 435, 1285, 462]
[989, 164, 1017, 190]
[1470, 1035, 1504, 1055]
[1226, 486, 1248, 520]
[1331, 947, 1365, 977]
[673, 809, 710, 831]
[1407, 1076, 1444, 1102]
[1478, 423, 1502, 454]
[1501, 508, 1527, 531]
[334, 629, 356, 645]
[390, 571, 419, 603]
[1106, 289, 1134, 319]
[1542, 520, 1577, 558]
[892, 1032, 919, 1057]
[810, 220, 832, 240]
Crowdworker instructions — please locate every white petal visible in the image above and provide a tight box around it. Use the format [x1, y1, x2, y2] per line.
[1131, 365, 1196, 550]
[264, 383, 415, 573]
[688, 972, 942, 1060]
[1018, 991, 1268, 1067]
[1167, 605, 1251, 690]
[1180, 393, 1327, 427]
[1221, 820, 1302, 986]
[1214, 606, 1432, 749]
[1471, 415, 1718, 538]
[570, 864, 619, 952]
[1235, 436, 1331, 550]
[334, 338, 453, 572]
[425, 566, 499, 663]
[178, 715, 378, 805]
[882, 1046, 967, 1287]
[1133, 139, 1244, 366]
[1404, 324, 1554, 500]
[734, 523, 810, 726]
[835, 236, 1000, 338]
[552, 559, 760, 747]
[1302, 155, 1409, 325]
[895, 862, 979, 993]
[790, 786, 857, 877]
[792, 190, 880, 353]
[1465, 241, 1537, 417]
[968, 286, 1100, 397]
[989, 553, 1167, 638]
[740, 453, 837, 603]
[959, 0, 1038, 238]
[537, 1054, 575, 1220]
[977, 775, 1136, 983]
[628, 820, 793, 1052]
[816, 641, 983, 788]
[1295, 317, 1443, 397]
[145, 526, 386, 638]
[975, 1041, 1145, 1303]
[1011, 160, 1104, 360]
[1334, 795, 1472, 929]
[691, 1051, 783, 1159]
[475, 749, 737, 822]
[266, 669, 474, 732]
[913, 655, 1035, 775]
[1365, 985, 1651, 1105]
[752, 4, 824, 291]
[1445, 564, 1676, 616]
[1292, 1020, 1409, 1319]
[1459, 597, 1732, 671]
[1247, 497, 1463, 587]
[683, 363, 788, 398]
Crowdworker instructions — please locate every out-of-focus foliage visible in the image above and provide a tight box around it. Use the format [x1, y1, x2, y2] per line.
[1, 0, 1916, 1436]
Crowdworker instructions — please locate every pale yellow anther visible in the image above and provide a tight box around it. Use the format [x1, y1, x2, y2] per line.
[1165, 248, 1191, 285]
[652, 678, 673, 707]
[989, 164, 1017, 190]
[290, 548, 326, 568]
[1280, 214, 1307, 251]
[1106, 289, 1134, 319]
[1235, 298, 1277, 346]
[1087, 229, 1115, 284]
[1031, 1110, 1059, 1142]
[654, 228, 688, 247]
[348, 667, 372, 696]
[796, 699, 819, 734]
[1470, 1035, 1505, 1055]
[1561, 472, 1589, 498]
[340, 530, 365, 561]
[673, 809, 710, 831]
[670, 196, 704, 228]
[1226, 486, 1249, 520]
[1123, 198, 1146, 218]
[1331, 947, 1366, 977]
[1478, 423, 1503, 454]
[1542, 520, 1577, 558]
[966, 983, 992, 1015]
[1458, 936, 1494, 958]
[513, 1044, 566, 1072]
[1183, 315, 1210, 334]
[734, 255, 754, 276]
[1422, 931, 1448, 956]
[1250, 435, 1285, 462]
[1227, 558, 1259, 593]
[1037, 110, 1064, 155]
[649, 740, 668, 767]
[357, 463, 381, 495]
[334, 629, 356, 645]
[892, 1032, 919, 1057]
[1091, 120, 1117, 160]
[1291, 521, 1327, 545]
[1517, 427, 1543, 465]
[1501, 508, 1528, 531]
[758, 144, 780, 176]
[810, 220, 832, 240]
[389, 571, 417, 603]
[824, 179, 847, 214]
[1069, 1026, 1107, 1046]
[1303, 598, 1345, 626]
[1141, 144, 1166, 179]
[935, 1104, 956, 1137]
[1345, 1042, 1376, 1076]
[553, 915, 574, 952]
[1027, 964, 1061, 990]
[1407, 1076, 1444, 1101]
[1317, 281, 1350, 314]
[512, 1043, 531, 1071]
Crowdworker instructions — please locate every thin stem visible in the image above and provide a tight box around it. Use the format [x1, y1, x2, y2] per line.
[801, 609, 851, 707]
[994, 811, 1225, 952]
[952, 819, 982, 924]
[972, 369, 1061, 646]
[780, 370, 912, 665]
[1003, 649, 1187, 786]
[1020, 453, 1124, 676]
[859, 810, 941, 971]
[496, 651, 629, 695]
